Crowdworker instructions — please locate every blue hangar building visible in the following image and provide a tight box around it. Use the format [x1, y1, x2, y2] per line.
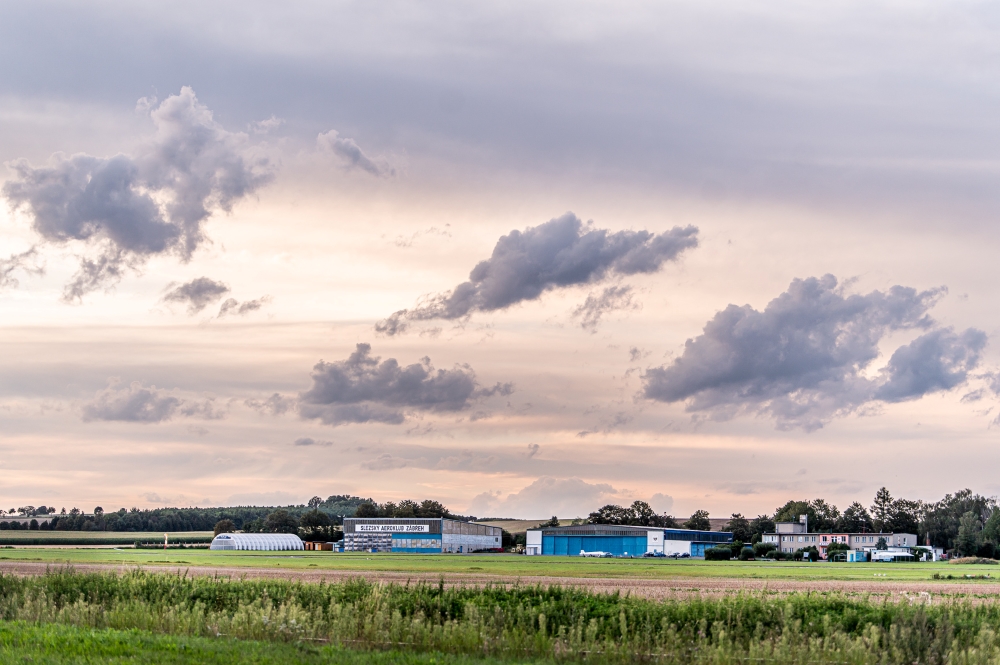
[524, 524, 732, 557]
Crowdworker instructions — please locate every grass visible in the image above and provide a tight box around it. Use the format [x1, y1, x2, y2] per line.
[0, 532, 213, 546]
[0, 548, 997, 583]
[4, 568, 1000, 663]
[0, 621, 528, 664]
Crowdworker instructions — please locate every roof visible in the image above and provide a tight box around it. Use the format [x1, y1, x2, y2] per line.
[210, 533, 303, 550]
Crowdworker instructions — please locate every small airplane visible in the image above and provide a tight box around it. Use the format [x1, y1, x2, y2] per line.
[580, 550, 613, 557]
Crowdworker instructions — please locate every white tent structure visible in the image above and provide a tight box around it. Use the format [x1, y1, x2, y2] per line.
[210, 533, 303, 551]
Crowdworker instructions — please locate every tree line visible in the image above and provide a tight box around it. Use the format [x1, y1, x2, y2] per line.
[0, 495, 374, 533]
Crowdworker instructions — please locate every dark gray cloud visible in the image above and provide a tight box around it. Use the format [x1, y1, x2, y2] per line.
[2, 87, 272, 300]
[642, 275, 983, 430]
[298, 343, 497, 425]
[317, 130, 388, 176]
[218, 296, 270, 318]
[0, 247, 43, 289]
[377, 213, 697, 335]
[81, 379, 223, 423]
[573, 285, 637, 332]
[162, 277, 230, 314]
[875, 328, 987, 403]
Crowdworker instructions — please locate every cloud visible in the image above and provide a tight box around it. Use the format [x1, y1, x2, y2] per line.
[218, 295, 270, 317]
[317, 130, 390, 176]
[162, 277, 230, 314]
[0, 247, 44, 290]
[573, 285, 637, 332]
[293, 437, 332, 447]
[874, 328, 987, 402]
[2, 87, 273, 300]
[649, 492, 674, 514]
[298, 343, 498, 425]
[376, 213, 698, 335]
[466, 476, 622, 519]
[642, 275, 983, 430]
[245, 393, 295, 415]
[251, 115, 284, 134]
[81, 379, 223, 423]
[360, 453, 411, 470]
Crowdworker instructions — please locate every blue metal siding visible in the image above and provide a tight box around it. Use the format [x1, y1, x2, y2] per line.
[542, 535, 647, 556]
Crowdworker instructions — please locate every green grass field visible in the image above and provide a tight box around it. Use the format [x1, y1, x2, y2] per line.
[0, 547, 996, 583]
[3, 569, 1000, 664]
[0, 531, 213, 546]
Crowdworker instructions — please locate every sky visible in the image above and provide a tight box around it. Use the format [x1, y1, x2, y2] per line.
[1, 1, 999, 519]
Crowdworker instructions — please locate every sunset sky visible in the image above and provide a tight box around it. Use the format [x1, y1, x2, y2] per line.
[2, 1, 999, 519]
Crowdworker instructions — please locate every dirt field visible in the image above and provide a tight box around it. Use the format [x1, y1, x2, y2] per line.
[3, 560, 997, 601]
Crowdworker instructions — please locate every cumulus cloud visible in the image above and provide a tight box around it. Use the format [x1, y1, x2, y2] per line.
[162, 277, 230, 314]
[376, 213, 698, 335]
[2, 87, 273, 300]
[466, 477, 622, 519]
[642, 275, 986, 430]
[649, 492, 674, 515]
[0, 247, 44, 289]
[875, 328, 987, 402]
[81, 379, 223, 423]
[317, 130, 390, 176]
[298, 343, 501, 425]
[573, 285, 637, 331]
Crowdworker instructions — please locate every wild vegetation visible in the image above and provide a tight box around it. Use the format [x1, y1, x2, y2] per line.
[5, 569, 1000, 663]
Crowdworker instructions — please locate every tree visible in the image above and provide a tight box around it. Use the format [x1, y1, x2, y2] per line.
[417, 500, 449, 518]
[299, 509, 333, 541]
[354, 502, 380, 518]
[725, 513, 752, 543]
[871, 487, 894, 532]
[876, 537, 888, 550]
[956, 510, 983, 557]
[264, 509, 299, 534]
[93, 507, 104, 517]
[983, 509, 1000, 546]
[394, 500, 419, 517]
[684, 510, 711, 531]
[827, 542, 850, 559]
[29, 519, 38, 530]
[809, 500, 841, 531]
[749, 515, 775, 543]
[922, 489, 996, 550]
[307, 496, 323, 509]
[539, 516, 560, 528]
[838, 502, 874, 533]
[629, 501, 656, 526]
[213, 519, 236, 536]
[588, 505, 628, 525]
[887, 498, 921, 534]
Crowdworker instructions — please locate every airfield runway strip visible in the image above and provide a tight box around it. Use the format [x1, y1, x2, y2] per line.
[0, 560, 997, 600]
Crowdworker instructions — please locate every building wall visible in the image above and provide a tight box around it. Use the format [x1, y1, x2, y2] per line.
[342, 518, 500, 553]
[543, 534, 648, 556]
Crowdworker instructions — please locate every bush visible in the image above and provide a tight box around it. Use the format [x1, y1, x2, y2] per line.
[796, 546, 820, 562]
[739, 547, 754, 561]
[753, 542, 776, 558]
[728, 540, 745, 558]
[704, 546, 732, 561]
